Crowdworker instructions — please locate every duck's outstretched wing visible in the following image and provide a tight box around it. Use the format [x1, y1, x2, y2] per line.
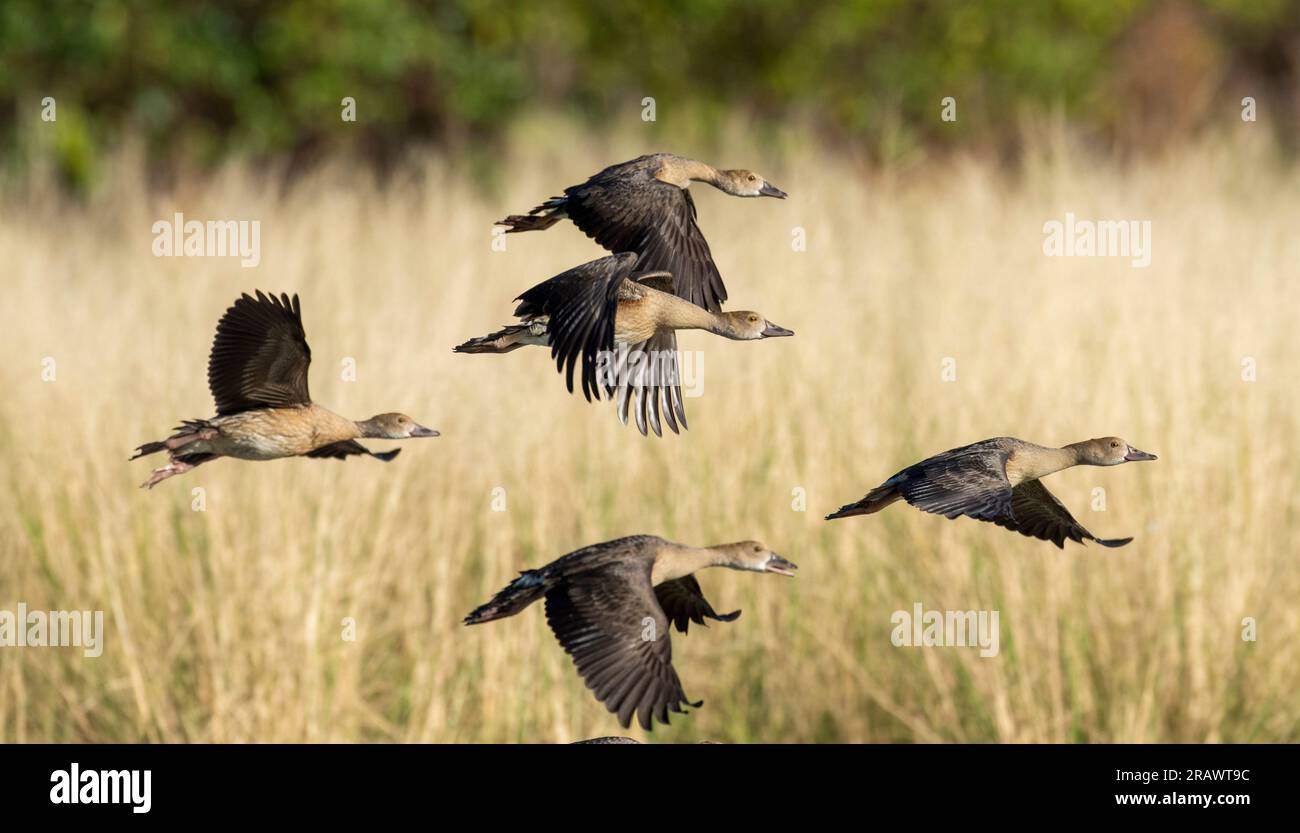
[544, 563, 699, 731]
[990, 479, 1133, 548]
[514, 253, 639, 403]
[609, 331, 685, 437]
[303, 441, 399, 462]
[894, 443, 1015, 522]
[610, 273, 687, 436]
[654, 575, 740, 634]
[562, 163, 727, 313]
[208, 291, 312, 415]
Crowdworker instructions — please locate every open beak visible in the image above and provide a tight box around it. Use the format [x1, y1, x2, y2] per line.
[758, 182, 787, 199]
[410, 424, 441, 438]
[1123, 446, 1156, 461]
[765, 554, 798, 577]
[761, 321, 794, 338]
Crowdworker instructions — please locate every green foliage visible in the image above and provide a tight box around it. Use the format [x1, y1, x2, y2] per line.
[1, 0, 1297, 187]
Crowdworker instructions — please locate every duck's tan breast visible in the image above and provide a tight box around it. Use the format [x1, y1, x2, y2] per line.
[1003, 451, 1029, 487]
[613, 298, 660, 344]
[211, 405, 357, 459]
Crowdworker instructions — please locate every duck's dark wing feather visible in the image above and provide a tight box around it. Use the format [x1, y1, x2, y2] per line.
[514, 254, 639, 403]
[544, 563, 699, 730]
[564, 176, 726, 313]
[895, 442, 1015, 522]
[564, 177, 723, 436]
[611, 270, 685, 436]
[609, 331, 687, 437]
[654, 576, 740, 634]
[208, 291, 312, 415]
[989, 479, 1132, 548]
[303, 440, 399, 462]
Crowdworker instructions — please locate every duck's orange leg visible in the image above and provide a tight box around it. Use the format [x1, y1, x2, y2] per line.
[140, 454, 215, 489]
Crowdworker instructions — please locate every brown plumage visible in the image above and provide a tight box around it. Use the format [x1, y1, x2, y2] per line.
[131, 291, 438, 488]
[453, 254, 792, 435]
[496, 153, 787, 435]
[207, 290, 313, 414]
[826, 436, 1158, 548]
[464, 534, 796, 730]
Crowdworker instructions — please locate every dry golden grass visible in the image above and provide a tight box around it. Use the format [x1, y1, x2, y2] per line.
[1, 123, 1297, 742]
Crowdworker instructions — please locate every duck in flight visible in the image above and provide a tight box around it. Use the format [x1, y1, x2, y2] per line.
[826, 437, 1157, 548]
[497, 153, 786, 434]
[453, 253, 792, 434]
[464, 534, 796, 730]
[131, 291, 438, 488]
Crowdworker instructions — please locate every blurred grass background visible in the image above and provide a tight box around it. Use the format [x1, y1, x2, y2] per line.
[2, 124, 1297, 742]
[1, 1, 1298, 742]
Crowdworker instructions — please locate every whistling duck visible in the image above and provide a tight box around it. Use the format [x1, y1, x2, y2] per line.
[131, 291, 438, 488]
[453, 253, 792, 435]
[464, 534, 796, 730]
[497, 153, 786, 433]
[826, 437, 1158, 548]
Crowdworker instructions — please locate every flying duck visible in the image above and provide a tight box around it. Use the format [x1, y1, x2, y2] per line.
[496, 153, 786, 434]
[464, 534, 796, 730]
[826, 437, 1158, 547]
[453, 253, 792, 433]
[131, 291, 438, 488]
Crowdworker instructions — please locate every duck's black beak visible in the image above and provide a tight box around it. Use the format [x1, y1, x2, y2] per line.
[1124, 447, 1156, 461]
[759, 182, 787, 199]
[765, 554, 798, 577]
[410, 424, 440, 438]
[761, 321, 794, 338]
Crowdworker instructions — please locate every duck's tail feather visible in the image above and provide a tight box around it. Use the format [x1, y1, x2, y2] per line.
[464, 570, 551, 624]
[129, 440, 169, 460]
[497, 197, 568, 233]
[453, 323, 546, 354]
[826, 482, 901, 520]
[130, 419, 215, 460]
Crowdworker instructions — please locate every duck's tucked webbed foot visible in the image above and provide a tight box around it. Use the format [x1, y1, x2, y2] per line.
[140, 459, 197, 489]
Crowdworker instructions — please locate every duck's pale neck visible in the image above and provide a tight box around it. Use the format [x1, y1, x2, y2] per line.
[298, 403, 363, 442]
[650, 543, 724, 585]
[658, 296, 725, 333]
[656, 157, 724, 190]
[352, 417, 384, 440]
[1019, 444, 1083, 482]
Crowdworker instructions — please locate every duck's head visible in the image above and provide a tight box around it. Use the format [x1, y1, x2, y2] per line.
[1075, 437, 1157, 466]
[715, 311, 794, 341]
[715, 541, 797, 577]
[717, 169, 787, 199]
[358, 413, 440, 439]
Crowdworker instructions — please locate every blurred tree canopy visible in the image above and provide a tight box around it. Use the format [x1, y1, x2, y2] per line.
[2, 0, 1298, 188]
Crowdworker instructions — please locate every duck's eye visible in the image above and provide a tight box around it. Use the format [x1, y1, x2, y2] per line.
[1110, 441, 1118, 448]
[753, 546, 761, 552]
[748, 315, 758, 322]
[748, 175, 756, 182]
